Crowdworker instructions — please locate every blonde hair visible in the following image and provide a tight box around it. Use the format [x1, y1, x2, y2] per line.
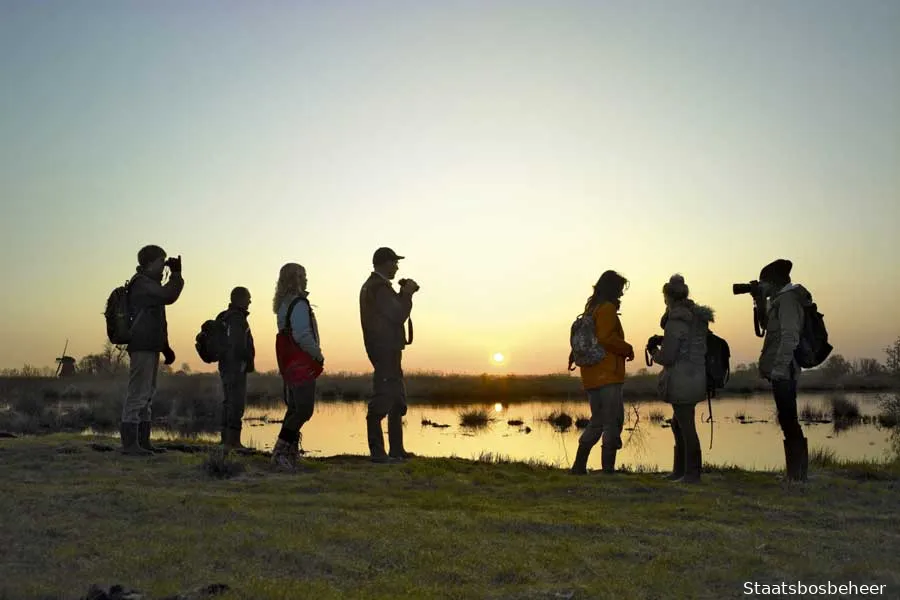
[272, 263, 305, 313]
[662, 273, 690, 302]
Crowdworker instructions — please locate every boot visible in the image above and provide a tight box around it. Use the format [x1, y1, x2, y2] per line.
[120, 423, 151, 456]
[783, 439, 803, 481]
[798, 437, 808, 482]
[570, 444, 591, 475]
[388, 413, 415, 459]
[225, 427, 247, 452]
[600, 446, 617, 474]
[367, 417, 398, 464]
[677, 448, 701, 484]
[138, 421, 166, 453]
[270, 437, 294, 470]
[220, 428, 228, 446]
[663, 445, 685, 480]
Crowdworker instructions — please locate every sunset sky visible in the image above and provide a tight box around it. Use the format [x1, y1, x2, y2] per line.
[1, 0, 898, 375]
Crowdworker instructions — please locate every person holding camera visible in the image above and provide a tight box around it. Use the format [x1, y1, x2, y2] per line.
[121, 245, 184, 455]
[647, 274, 714, 484]
[570, 270, 634, 475]
[218, 286, 256, 452]
[753, 259, 812, 481]
[359, 247, 418, 463]
[272, 263, 323, 470]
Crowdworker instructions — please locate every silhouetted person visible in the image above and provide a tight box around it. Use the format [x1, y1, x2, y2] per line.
[122, 245, 183, 455]
[570, 270, 634, 475]
[758, 259, 811, 481]
[360, 247, 418, 463]
[272, 263, 323, 469]
[218, 286, 256, 451]
[650, 274, 713, 484]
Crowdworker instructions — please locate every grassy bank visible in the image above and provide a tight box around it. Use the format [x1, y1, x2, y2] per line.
[1, 434, 898, 599]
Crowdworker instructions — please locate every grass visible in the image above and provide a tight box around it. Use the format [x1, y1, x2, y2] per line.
[829, 394, 862, 420]
[458, 408, 491, 428]
[799, 404, 830, 423]
[1, 434, 899, 599]
[878, 393, 900, 429]
[544, 410, 574, 431]
[648, 409, 666, 423]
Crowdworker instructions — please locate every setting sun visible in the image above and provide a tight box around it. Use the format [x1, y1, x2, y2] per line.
[492, 352, 505, 364]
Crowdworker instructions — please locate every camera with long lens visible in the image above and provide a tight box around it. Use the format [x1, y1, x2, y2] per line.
[732, 280, 761, 296]
[732, 279, 767, 337]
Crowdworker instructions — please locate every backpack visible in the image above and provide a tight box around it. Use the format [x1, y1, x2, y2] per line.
[568, 312, 607, 371]
[195, 313, 230, 364]
[275, 297, 324, 385]
[705, 331, 731, 395]
[795, 302, 832, 368]
[104, 281, 133, 345]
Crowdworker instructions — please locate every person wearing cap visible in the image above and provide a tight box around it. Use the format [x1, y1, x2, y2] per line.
[359, 247, 419, 463]
[217, 286, 256, 452]
[757, 258, 813, 482]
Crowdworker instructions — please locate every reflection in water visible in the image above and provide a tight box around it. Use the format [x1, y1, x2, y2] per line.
[142, 393, 894, 471]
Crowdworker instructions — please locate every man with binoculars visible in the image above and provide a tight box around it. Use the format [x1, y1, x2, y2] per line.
[733, 258, 811, 482]
[121, 245, 184, 455]
[359, 247, 419, 463]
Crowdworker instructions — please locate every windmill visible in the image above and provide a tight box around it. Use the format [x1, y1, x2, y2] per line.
[55, 339, 76, 377]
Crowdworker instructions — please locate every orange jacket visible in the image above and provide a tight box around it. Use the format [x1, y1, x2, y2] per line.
[579, 302, 633, 390]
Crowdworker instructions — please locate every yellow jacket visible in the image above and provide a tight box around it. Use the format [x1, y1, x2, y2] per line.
[579, 302, 633, 390]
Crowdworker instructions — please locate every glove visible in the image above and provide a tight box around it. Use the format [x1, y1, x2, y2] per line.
[166, 255, 182, 273]
[162, 346, 176, 365]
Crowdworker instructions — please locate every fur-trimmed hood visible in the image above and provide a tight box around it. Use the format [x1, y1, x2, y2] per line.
[660, 299, 715, 329]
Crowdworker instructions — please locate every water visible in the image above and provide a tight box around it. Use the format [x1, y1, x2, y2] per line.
[175, 392, 897, 470]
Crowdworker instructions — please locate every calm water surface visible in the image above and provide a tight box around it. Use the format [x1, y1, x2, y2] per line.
[173, 392, 896, 471]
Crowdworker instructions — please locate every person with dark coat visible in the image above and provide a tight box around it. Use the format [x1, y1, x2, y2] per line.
[757, 259, 813, 482]
[217, 286, 255, 451]
[359, 247, 419, 463]
[121, 245, 184, 455]
[651, 274, 714, 484]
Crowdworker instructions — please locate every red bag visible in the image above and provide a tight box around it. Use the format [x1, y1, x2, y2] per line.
[275, 297, 323, 385]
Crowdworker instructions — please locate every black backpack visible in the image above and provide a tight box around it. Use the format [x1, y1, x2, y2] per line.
[795, 302, 832, 368]
[705, 331, 731, 395]
[195, 313, 230, 364]
[104, 281, 132, 345]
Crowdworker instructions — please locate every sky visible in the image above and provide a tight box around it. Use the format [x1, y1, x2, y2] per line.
[1, 0, 898, 375]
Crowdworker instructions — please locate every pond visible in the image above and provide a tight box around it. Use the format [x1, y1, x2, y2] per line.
[165, 392, 897, 471]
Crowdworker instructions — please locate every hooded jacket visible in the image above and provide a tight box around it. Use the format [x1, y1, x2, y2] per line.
[126, 269, 184, 353]
[218, 305, 255, 375]
[652, 299, 714, 405]
[759, 284, 812, 380]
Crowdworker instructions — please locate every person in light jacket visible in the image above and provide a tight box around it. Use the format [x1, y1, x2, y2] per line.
[651, 274, 714, 484]
[272, 263, 323, 469]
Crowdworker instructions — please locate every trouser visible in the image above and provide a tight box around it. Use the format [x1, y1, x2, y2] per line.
[578, 383, 624, 450]
[277, 380, 316, 444]
[671, 402, 700, 465]
[772, 368, 804, 441]
[122, 351, 159, 424]
[220, 371, 247, 432]
[366, 349, 407, 455]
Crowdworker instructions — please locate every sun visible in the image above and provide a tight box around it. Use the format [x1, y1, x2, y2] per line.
[492, 352, 505, 364]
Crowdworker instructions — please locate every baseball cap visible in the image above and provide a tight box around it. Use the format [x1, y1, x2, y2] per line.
[372, 247, 405, 265]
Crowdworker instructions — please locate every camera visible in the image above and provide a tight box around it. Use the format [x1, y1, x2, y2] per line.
[398, 278, 419, 291]
[732, 280, 761, 296]
[646, 335, 663, 352]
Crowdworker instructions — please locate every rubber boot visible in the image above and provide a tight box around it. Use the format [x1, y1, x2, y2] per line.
[677, 448, 701, 483]
[570, 444, 591, 475]
[600, 446, 617, 474]
[220, 428, 228, 446]
[783, 439, 803, 481]
[388, 413, 415, 459]
[367, 417, 398, 464]
[138, 421, 166, 453]
[225, 427, 247, 452]
[120, 422, 151, 456]
[270, 437, 294, 470]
